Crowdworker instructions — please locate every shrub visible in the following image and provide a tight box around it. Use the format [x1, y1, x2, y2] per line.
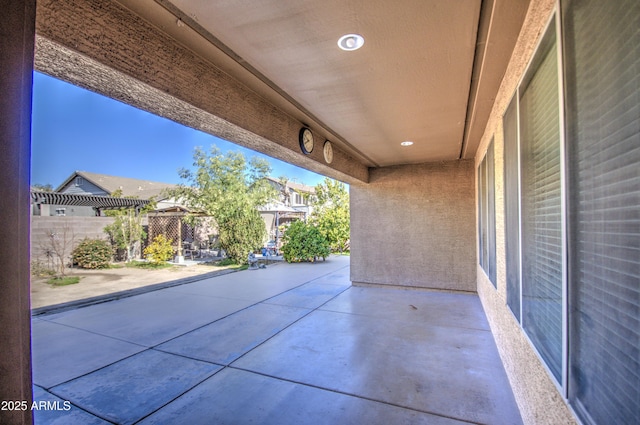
[310, 178, 350, 253]
[144, 235, 174, 264]
[72, 238, 113, 269]
[281, 220, 330, 263]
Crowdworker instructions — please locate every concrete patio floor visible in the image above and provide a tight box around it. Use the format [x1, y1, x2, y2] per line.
[31, 256, 522, 424]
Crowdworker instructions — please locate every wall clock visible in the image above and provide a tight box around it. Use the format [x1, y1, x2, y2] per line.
[299, 127, 314, 154]
[323, 140, 334, 164]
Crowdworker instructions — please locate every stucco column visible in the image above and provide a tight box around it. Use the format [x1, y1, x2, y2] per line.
[0, 0, 36, 423]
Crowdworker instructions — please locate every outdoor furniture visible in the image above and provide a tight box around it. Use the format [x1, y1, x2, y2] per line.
[249, 252, 269, 269]
[183, 241, 193, 260]
[264, 240, 279, 256]
[248, 252, 259, 269]
[183, 241, 202, 260]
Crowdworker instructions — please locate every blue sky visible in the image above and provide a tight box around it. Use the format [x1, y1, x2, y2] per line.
[31, 72, 326, 189]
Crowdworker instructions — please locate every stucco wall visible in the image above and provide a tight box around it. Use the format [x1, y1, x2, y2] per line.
[30, 216, 116, 265]
[350, 160, 476, 292]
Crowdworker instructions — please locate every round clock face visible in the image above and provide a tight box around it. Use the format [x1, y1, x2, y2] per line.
[323, 140, 334, 164]
[299, 127, 314, 154]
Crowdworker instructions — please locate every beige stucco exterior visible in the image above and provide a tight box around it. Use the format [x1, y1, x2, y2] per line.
[351, 161, 476, 292]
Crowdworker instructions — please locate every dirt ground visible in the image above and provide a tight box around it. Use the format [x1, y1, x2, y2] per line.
[30, 263, 238, 310]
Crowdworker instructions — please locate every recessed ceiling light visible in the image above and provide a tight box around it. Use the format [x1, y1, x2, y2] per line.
[401, 141, 414, 146]
[338, 34, 364, 51]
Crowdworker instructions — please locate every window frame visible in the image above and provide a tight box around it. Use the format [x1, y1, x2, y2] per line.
[478, 138, 496, 286]
[501, 7, 569, 394]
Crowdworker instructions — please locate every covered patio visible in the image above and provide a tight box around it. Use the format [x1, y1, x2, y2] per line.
[31, 256, 521, 424]
[2, 1, 636, 424]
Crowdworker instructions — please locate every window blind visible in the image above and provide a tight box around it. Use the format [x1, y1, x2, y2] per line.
[504, 96, 521, 321]
[478, 159, 486, 270]
[519, 25, 564, 382]
[563, 0, 640, 423]
[478, 140, 496, 286]
[487, 141, 496, 285]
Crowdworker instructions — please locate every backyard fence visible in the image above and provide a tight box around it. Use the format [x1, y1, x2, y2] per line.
[31, 213, 219, 271]
[30, 216, 118, 268]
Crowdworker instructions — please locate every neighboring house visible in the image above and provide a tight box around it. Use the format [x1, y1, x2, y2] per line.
[259, 202, 304, 247]
[261, 177, 316, 245]
[265, 177, 315, 217]
[33, 171, 181, 216]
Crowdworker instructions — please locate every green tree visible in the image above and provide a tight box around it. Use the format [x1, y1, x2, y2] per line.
[310, 177, 350, 252]
[104, 209, 145, 262]
[173, 146, 277, 264]
[277, 175, 291, 205]
[103, 196, 155, 262]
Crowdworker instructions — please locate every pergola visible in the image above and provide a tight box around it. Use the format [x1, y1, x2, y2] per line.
[30, 191, 151, 216]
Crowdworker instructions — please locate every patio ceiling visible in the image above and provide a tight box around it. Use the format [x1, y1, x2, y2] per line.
[113, 0, 530, 167]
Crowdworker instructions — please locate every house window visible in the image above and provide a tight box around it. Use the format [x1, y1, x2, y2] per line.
[503, 15, 565, 384]
[75, 176, 83, 186]
[503, 94, 521, 322]
[519, 20, 564, 384]
[501, 9, 567, 389]
[478, 139, 496, 286]
[502, 4, 639, 422]
[563, 0, 640, 423]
